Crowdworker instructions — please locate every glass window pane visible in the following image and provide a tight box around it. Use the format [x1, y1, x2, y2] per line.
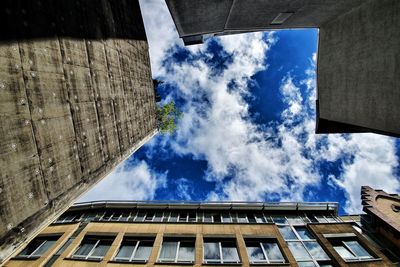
[178, 241, 195, 261]
[91, 242, 111, 258]
[116, 243, 136, 259]
[344, 241, 372, 258]
[254, 214, 266, 223]
[295, 226, 314, 240]
[286, 216, 303, 224]
[287, 242, 312, 260]
[179, 213, 188, 222]
[246, 242, 266, 262]
[32, 240, 56, 256]
[334, 246, 355, 260]
[75, 241, 95, 256]
[304, 242, 330, 260]
[221, 242, 239, 262]
[135, 241, 153, 260]
[237, 214, 247, 223]
[272, 217, 287, 224]
[160, 241, 178, 260]
[263, 242, 285, 262]
[298, 262, 317, 267]
[154, 212, 163, 222]
[135, 212, 145, 221]
[19, 239, 44, 256]
[169, 213, 178, 222]
[221, 213, 232, 223]
[204, 242, 220, 261]
[204, 213, 213, 223]
[279, 226, 298, 240]
[145, 213, 154, 221]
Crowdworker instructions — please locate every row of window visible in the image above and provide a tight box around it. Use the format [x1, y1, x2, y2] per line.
[56, 211, 341, 225]
[16, 233, 375, 266]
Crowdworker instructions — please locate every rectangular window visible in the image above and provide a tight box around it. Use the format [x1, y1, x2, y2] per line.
[154, 212, 163, 222]
[280, 226, 330, 263]
[237, 213, 248, 223]
[188, 213, 197, 222]
[221, 213, 232, 223]
[179, 213, 188, 222]
[254, 213, 267, 223]
[169, 212, 178, 222]
[56, 214, 76, 223]
[203, 213, 213, 223]
[245, 239, 285, 264]
[17, 235, 60, 258]
[203, 238, 240, 264]
[158, 237, 195, 263]
[135, 212, 146, 222]
[114, 237, 154, 262]
[145, 212, 155, 222]
[331, 239, 374, 261]
[72, 236, 114, 260]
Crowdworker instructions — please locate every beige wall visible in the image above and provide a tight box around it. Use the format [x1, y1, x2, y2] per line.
[6, 221, 395, 267]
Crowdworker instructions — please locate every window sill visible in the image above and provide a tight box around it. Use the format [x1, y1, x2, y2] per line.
[12, 256, 40, 260]
[250, 263, 290, 266]
[202, 263, 242, 265]
[344, 258, 382, 263]
[109, 260, 148, 264]
[156, 261, 195, 265]
[65, 257, 103, 262]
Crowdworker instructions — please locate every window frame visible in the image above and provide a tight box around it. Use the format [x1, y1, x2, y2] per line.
[113, 237, 154, 263]
[331, 239, 375, 262]
[203, 238, 241, 264]
[16, 235, 60, 259]
[245, 238, 286, 264]
[71, 235, 114, 261]
[158, 237, 196, 263]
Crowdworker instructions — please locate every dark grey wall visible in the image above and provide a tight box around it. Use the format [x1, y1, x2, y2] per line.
[0, 0, 157, 262]
[166, 0, 366, 37]
[317, 0, 400, 136]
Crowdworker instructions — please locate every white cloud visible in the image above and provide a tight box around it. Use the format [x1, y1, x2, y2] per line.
[79, 160, 166, 202]
[154, 30, 398, 212]
[139, 0, 181, 76]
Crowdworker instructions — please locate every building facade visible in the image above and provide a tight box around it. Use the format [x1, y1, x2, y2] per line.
[0, 0, 157, 261]
[3, 200, 397, 266]
[165, 0, 400, 138]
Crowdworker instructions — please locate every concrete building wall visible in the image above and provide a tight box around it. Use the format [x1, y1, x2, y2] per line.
[317, 0, 400, 136]
[0, 0, 157, 262]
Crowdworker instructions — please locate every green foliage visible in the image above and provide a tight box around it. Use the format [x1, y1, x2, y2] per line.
[157, 101, 182, 134]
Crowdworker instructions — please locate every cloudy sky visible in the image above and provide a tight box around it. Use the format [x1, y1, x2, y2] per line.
[80, 0, 400, 214]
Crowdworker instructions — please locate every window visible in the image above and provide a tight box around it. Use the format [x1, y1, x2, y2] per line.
[221, 213, 232, 223]
[279, 226, 330, 266]
[203, 213, 214, 223]
[237, 213, 248, 223]
[314, 215, 340, 223]
[245, 239, 285, 264]
[169, 212, 178, 222]
[203, 238, 240, 264]
[72, 236, 114, 260]
[158, 237, 195, 263]
[154, 212, 163, 222]
[17, 235, 60, 258]
[145, 212, 155, 222]
[55, 214, 76, 223]
[254, 213, 267, 223]
[331, 239, 374, 261]
[135, 212, 146, 222]
[114, 237, 154, 262]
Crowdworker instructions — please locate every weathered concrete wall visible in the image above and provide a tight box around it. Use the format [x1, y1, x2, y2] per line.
[0, 0, 157, 262]
[317, 0, 400, 136]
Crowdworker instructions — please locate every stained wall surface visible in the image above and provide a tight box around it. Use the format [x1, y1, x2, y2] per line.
[0, 0, 157, 262]
[317, 0, 400, 136]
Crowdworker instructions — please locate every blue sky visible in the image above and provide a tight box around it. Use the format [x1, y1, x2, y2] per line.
[80, 0, 400, 215]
